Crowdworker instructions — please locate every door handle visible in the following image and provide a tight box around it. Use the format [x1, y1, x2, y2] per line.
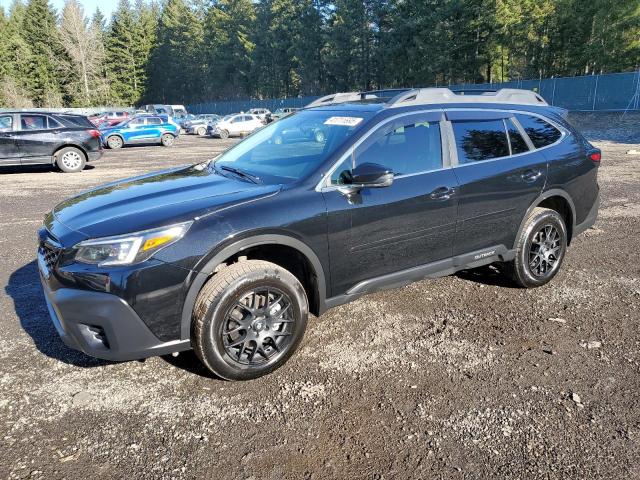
[521, 169, 542, 183]
[429, 186, 455, 200]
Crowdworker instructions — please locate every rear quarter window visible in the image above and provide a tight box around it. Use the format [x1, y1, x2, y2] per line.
[515, 114, 562, 148]
[57, 115, 94, 128]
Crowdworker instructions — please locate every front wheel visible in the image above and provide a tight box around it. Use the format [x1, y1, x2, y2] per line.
[505, 207, 567, 288]
[161, 133, 175, 146]
[218, 129, 230, 139]
[192, 260, 309, 380]
[197, 126, 206, 136]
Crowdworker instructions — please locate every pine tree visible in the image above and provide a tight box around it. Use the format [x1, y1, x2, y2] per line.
[204, 0, 256, 98]
[22, 0, 67, 106]
[105, 0, 142, 104]
[147, 0, 201, 103]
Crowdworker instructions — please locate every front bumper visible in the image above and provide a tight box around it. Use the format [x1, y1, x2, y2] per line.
[38, 252, 191, 361]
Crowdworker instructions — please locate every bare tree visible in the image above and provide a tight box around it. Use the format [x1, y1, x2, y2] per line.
[60, 0, 108, 105]
[0, 76, 34, 108]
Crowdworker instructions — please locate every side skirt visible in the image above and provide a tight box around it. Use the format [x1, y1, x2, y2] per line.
[324, 245, 515, 310]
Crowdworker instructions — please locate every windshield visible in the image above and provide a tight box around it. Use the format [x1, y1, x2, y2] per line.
[213, 109, 373, 184]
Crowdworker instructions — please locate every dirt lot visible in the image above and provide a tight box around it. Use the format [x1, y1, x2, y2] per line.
[1, 114, 639, 479]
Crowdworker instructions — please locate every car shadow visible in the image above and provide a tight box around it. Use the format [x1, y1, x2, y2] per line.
[455, 264, 519, 288]
[161, 351, 221, 380]
[0, 164, 95, 174]
[6, 260, 112, 367]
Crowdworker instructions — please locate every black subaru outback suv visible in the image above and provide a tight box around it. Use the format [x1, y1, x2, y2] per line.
[37, 89, 600, 380]
[0, 111, 102, 172]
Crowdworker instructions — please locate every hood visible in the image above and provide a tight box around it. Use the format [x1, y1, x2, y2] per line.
[52, 164, 280, 240]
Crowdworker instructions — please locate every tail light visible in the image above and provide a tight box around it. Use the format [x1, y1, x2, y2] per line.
[86, 129, 100, 138]
[588, 149, 601, 163]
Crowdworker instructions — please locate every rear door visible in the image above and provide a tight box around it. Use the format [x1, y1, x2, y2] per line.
[15, 114, 61, 164]
[0, 114, 20, 165]
[123, 117, 150, 142]
[446, 109, 547, 256]
[322, 111, 459, 296]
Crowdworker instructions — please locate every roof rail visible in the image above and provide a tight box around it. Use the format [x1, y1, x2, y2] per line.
[305, 92, 378, 108]
[387, 88, 548, 108]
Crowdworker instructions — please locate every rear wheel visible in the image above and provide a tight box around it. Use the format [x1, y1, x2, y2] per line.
[192, 260, 309, 380]
[161, 133, 175, 146]
[218, 129, 230, 139]
[107, 135, 123, 149]
[505, 207, 567, 288]
[55, 147, 86, 173]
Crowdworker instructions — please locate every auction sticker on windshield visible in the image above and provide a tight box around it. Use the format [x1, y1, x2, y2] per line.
[324, 116, 363, 127]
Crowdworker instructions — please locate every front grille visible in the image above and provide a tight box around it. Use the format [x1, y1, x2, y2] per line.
[38, 228, 63, 272]
[39, 243, 61, 271]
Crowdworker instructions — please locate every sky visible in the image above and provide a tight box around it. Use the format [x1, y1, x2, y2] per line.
[0, 0, 116, 19]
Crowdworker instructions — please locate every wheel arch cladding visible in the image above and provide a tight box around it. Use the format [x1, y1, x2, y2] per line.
[180, 234, 327, 340]
[515, 189, 576, 248]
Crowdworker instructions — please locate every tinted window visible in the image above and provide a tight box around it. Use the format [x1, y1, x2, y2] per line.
[47, 117, 62, 129]
[515, 114, 562, 148]
[58, 115, 93, 128]
[0, 115, 14, 132]
[21, 115, 47, 130]
[147, 117, 162, 125]
[129, 118, 144, 125]
[507, 119, 529, 154]
[331, 118, 442, 184]
[452, 119, 509, 163]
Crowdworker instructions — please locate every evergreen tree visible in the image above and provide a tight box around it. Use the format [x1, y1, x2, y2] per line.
[22, 0, 67, 106]
[204, 0, 256, 98]
[147, 0, 201, 103]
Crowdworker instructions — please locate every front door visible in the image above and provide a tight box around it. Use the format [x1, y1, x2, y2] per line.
[322, 111, 459, 296]
[0, 114, 20, 165]
[446, 110, 548, 255]
[14, 114, 59, 164]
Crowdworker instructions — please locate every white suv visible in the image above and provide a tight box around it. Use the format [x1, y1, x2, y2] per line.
[248, 108, 271, 122]
[212, 114, 264, 139]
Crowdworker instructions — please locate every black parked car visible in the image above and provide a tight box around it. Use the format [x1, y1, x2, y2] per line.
[38, 88, 600, 380]
[0, 111, 102, 172]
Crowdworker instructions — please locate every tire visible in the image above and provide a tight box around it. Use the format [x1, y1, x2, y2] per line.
[505, 207, 568, 288]
[107, 135, 123, 149]
[161, 133, 175, 147]
[192, 260, 309, 381]
[219, 129, 230, 139]
[55, 147, 86, 173]
[197, 126, 206, 136]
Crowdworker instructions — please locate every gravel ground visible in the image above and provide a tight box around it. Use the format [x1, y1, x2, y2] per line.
[1, 113, 639, 479]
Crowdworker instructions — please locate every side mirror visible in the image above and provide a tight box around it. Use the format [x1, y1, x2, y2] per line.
[351, 162, 394, 188]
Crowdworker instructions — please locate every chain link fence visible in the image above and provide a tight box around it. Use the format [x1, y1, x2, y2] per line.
[187, 71, 640, 115]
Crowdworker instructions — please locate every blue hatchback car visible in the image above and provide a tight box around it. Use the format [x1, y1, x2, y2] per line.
[101, 115, 179, 149]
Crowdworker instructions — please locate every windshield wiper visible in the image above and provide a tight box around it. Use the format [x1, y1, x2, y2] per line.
[218, 165, 261, 184]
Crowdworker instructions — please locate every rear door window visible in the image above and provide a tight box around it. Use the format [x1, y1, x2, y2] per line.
[515, 114, 562, 148]
[47, 117, 62, 129]
[452, 119, 510, 163]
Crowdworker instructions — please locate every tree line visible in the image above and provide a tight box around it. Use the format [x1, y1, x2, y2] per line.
[0, 0, 638, 108]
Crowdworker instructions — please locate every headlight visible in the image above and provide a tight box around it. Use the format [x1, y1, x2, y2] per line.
[74, 221, 193, 266]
